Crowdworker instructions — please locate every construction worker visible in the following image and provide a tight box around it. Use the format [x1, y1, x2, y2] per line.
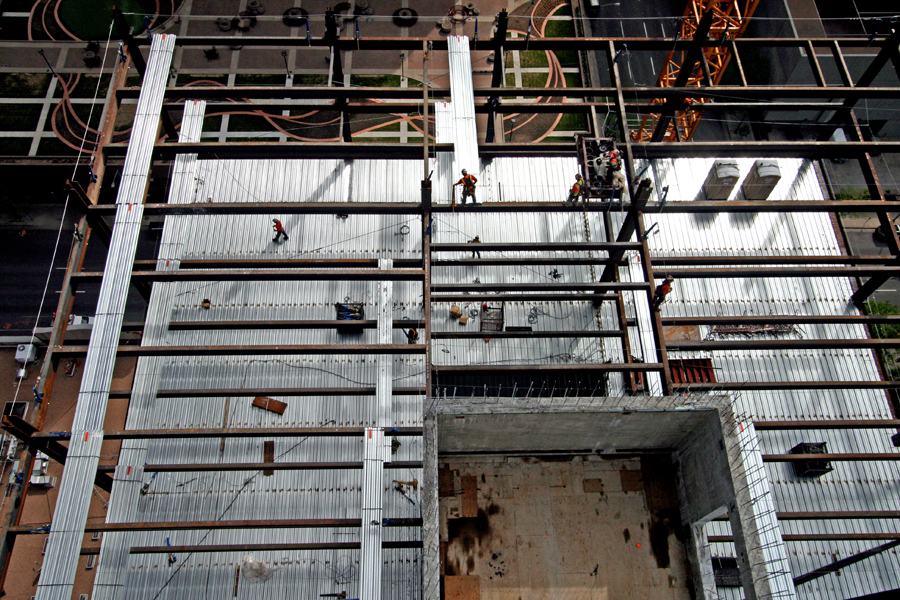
[469, 235, 482, 258]
[566, 173, 585, 204]
[652, 275, 674, 309]
[272, 218, 288, 243]
[604, 149, 629, 201]
[404, 328, 419, 344]
[454, 169, 478, 205]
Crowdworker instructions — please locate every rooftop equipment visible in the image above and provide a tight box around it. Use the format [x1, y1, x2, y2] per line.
[701, 160, 740, 200]
[740, 160, 781, 200]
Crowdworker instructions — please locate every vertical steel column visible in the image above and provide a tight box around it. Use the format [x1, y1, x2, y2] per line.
[484, 10, 508, 144]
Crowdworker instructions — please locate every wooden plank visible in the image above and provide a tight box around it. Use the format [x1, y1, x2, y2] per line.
[252, 396, 287, 415]
[620, 470, 644, 492]
[583, 478, 604, 493]
[460, 475, 478, 518]
[445, 575, 480, 600]
[439, 465, 455, 497]
[263, 441, 275, 476]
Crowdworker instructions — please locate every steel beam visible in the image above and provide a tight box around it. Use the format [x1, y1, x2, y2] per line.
[431, 283, 650, 292]
[167, 320, 421, 331]
[776, 511, 900, 520]
[653, 267, 900, 278]
[654, 255, 893, 266]
[53, 344, 427, 359]
[761, 453, 900, 462]
[793, 540, 900, 586]
[10, 518, 422, 535]
[672, 381, 900, 391]
[97, 461, 423, 473]
[667, 340, 900, 351]
[72, 269, 425, 284]
[430, 293, 618, 303]
[709, 534, 900, 543]
[107, 387, 426, 399]
[433, 363, 664, 373]
[86, 200, 900, 216]
[31, 427, 423, 441]
[134, 259, 423, 270]
[661, 315, 900, 326]
[430, 330, 624, 339]
[430, 242, 641, 252]
[126, 541, 422, 554]
[754, 420, 900, 430]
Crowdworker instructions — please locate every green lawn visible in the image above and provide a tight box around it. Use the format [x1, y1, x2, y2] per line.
[520, 50, 549, 69]
[294, 74, 329, 86]
[37, 138, 78, 155]
[228, 114, 279, 132]
[0, 138, 32, 155]
[57, 0, 156, 40]
[350, 74, 403, 87]
[234, 74, 287, 86]
[201, 115, 222, 133]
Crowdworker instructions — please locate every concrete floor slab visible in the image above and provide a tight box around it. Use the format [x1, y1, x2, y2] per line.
[440, 454, 692, 600]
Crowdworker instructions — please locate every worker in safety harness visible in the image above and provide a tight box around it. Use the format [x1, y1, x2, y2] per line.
[454, 169, 478, 205]
[566, 173, 585, 204]
[652, 275, 674, 309]
[604, 149, 629, 202]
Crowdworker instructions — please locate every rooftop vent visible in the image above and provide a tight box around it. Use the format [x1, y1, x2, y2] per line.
[701, 160, 740, 200]
[740, 160, 781, 201]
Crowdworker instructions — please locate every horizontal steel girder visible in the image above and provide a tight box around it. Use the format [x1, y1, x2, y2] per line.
[433, 363, 664, 373]
[97, 461, 423, 473]
[107, 387, 426, 399]
[430, 330, 624, 339]
[709, 534, 900, 543]
[667, 339, 900, 351]
[653, 267, 900, 278]
[167, 320, 422, 330]
[754, 420, 900, 430]
[72, 269, 425, 284]
[653, 255, 894, 266]
[660, 315, 900, 326]
[431, 283, 649, 292]
[761, 453, 900, 462]
[32, 427, 423, 441]
[135, 259, 423, 269]
[86, 201, 900, 216]
[53, 344, 426, 359]
[125, 541, 423, 555]
[430, 242, 641, 252]
[671, 381, 900, 391]
[431, 293, 618, 303]
[11, 518, 422, 535]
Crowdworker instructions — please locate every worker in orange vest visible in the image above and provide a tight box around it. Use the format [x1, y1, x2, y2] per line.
[566, 173, 585, 204]
[272, 218, 288, 243]
[454, 169, 478, 205]
[652, 275, 674, 309]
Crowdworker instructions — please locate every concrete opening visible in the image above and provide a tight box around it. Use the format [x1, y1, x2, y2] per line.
[427, 395, 796, 600]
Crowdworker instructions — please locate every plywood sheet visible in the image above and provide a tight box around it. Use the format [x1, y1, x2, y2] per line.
[439, 465, 455, 497]
[460, 475, 478, 517]
[583, 478, 604, 493]
[444, 575, 480, 600]
[620, 470, 644, 492]
[252, 396, 287, 415]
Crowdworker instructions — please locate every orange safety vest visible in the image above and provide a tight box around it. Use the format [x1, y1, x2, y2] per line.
[458, 174, 477, 191]
[571, 180, 583, 195]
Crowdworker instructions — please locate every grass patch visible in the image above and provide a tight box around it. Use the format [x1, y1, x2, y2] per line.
[228, 114, 279, 132]
[202, 115, 222, 133]
[834, 187, 871, 200]
[543, 8, 575, 37]
[0, 104, 43, 131]
[0, 74, 50, 98]
[350, 74, 403, 87]
[56, 74, 112, 99]
[564, 72, 582, 88]
[177, 73, 228, 86]
[521, 72, 548, 87]
[58, 0, 154, 40]
[235, 74, 287, 86]
[554, 49, 580, 68]
[294, 74, 329, 86]
[0, 138, 32, 155]
[520, 50, 549, 69]
[556, 112, 588, 131]
[37, 137, 78, 155]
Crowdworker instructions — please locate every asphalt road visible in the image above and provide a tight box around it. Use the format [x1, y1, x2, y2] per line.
[0, 208, 149, 336]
